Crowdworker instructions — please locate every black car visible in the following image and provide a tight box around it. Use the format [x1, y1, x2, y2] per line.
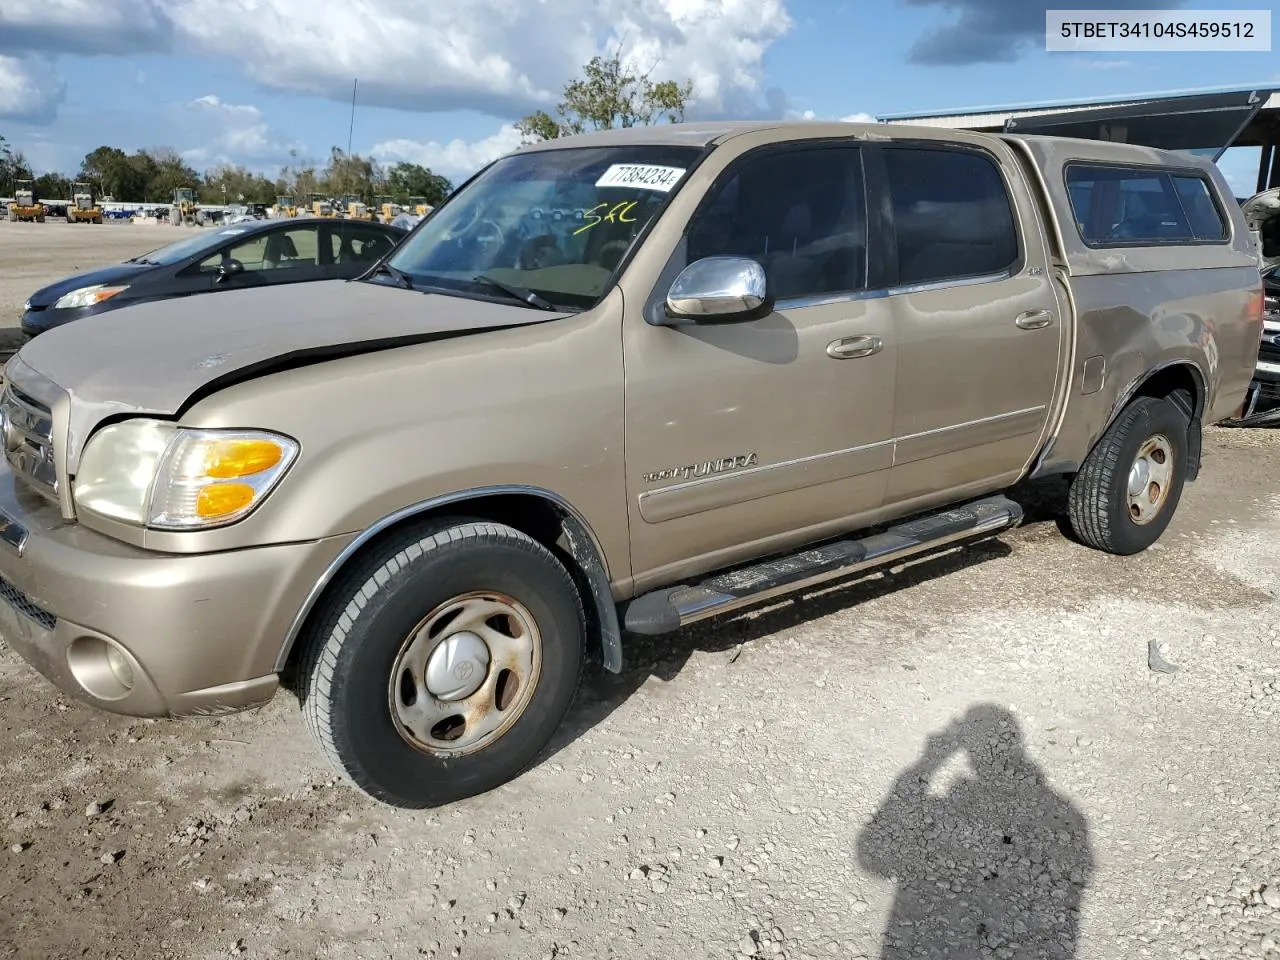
[20, 216, 406, 336]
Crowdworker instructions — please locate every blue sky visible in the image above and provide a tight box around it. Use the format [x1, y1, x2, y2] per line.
[0, 0, 1275, 192]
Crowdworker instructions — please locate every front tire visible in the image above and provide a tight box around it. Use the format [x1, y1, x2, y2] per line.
[299, 520, 586, 808]
[1067, 395, 1189, 555]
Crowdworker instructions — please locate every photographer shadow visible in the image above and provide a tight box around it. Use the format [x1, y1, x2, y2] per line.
[856, 704, 1094, 959]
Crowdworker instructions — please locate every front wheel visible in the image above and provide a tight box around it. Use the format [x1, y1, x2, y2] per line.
[1067, 395, 1189, 555]
[299, 520, 586, 807]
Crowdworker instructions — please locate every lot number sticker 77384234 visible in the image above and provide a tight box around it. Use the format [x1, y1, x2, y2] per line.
[594, 164, 686, 192]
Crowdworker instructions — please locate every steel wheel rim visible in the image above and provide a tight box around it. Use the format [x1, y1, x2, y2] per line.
[1126, 433, 1174, 525]
[388, 591, 542, 758]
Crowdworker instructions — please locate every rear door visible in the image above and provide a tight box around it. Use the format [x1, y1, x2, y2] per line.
[874, 141, 1065, 506]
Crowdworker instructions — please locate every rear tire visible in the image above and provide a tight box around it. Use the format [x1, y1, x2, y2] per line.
[1067, 395, 1189, 555]
[299, 520, 586, 808]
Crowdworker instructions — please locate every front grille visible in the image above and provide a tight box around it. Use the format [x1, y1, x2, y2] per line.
[0, 383, 58, 502]
[0, 574, 57, 630]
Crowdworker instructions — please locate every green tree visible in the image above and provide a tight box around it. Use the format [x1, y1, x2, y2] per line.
[1, 134, 35, 196]
[323, 146, 377, 200]
[34, 172, 71, 200]
[140, 147, 200, 201]
[202, 164, 277, 206]
[384, 162, 452, 206]
[516, 52, 693, 143]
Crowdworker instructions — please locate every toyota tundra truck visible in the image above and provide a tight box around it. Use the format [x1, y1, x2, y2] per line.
[0, 121, 1265, 808]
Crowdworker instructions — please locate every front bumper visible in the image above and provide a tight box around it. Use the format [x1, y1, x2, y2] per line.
[0, 468, 355, 717]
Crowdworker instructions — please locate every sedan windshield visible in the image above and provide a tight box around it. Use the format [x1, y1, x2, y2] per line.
[128, 227, 258, 266]
[385, 144, 704, 310]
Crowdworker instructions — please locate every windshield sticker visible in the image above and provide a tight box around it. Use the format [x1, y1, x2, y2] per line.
[573, 200, 639, 236]
[594, 164, 685, 193]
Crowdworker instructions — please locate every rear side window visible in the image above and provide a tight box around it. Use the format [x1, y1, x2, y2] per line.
[1064, 164, 1227, 245]
[883, 146, 1020, 286]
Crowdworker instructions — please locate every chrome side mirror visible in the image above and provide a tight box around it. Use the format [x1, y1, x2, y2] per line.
[662, 256, 770, 324]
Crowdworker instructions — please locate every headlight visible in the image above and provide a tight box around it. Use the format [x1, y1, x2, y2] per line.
[73, 420, 299, 529]
[53, 284, 128, 310]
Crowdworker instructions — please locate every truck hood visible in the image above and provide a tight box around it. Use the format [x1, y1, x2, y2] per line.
[1243, 187, 1279, 270]
[9, 278, 568, 472]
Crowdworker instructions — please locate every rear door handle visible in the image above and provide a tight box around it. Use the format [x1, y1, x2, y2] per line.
[1015, 309, 1053, 330]
[827, 335, 883, 359]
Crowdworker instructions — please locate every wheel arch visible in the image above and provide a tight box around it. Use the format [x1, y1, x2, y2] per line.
[276, 485, 623, 677]
[1100, 360, 1207, 481]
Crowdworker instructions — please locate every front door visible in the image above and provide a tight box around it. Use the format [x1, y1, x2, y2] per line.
[875, 141, 1065, 505]
[196, 224, 326, 289]
[622, 142, 897, 589]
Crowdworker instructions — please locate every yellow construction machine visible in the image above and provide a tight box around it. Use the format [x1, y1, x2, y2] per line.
[274, 195, 298, 218]
[170, 186, 203, 226]
[340, 195, 374, 220]
[7, 180, 44, 222]
[407, 195, 434, 217]
[65, 182, 104, 223]
[375, 195, 402, 222]
[310, 194, 335, 218]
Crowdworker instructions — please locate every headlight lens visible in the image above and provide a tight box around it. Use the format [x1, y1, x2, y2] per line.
[53, 284, 128, 310]
[74, 420, 299, 529]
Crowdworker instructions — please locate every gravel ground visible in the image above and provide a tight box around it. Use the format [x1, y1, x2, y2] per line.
[1, 221, 1279, 960]
[0, 219, 193, 355]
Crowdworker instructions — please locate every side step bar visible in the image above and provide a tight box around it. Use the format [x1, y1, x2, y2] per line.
[621, 494, 1023, 636]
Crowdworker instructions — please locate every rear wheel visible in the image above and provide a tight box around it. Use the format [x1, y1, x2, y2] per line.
[1067, 395, 1189, 555]
[299, 520, 586, 808]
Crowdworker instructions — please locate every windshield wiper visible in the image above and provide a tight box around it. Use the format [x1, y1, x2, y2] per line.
[473, 274, 557, 311]
[368, 261, 415, 289]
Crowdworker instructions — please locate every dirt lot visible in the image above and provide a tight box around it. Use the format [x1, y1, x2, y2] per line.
[0, 220, 193, 353]
[2, 222, 1280, 960]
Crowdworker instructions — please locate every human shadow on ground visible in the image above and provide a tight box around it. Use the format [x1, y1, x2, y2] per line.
[856, 704, 1094, 959]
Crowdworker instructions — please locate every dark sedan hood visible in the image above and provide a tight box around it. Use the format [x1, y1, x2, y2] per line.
[11, 278, 569, 471]
[25, 261, 155, 307]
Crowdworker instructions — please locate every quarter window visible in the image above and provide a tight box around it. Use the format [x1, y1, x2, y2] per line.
[883, 146, 1020, 286]
[1064, 164, 1227, 245]
[685, 146, 867, 301]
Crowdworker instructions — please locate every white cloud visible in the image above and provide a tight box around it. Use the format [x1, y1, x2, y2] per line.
[0, 54, 65, 124]
[840, 111, 876, 123]
[178, 94, 301, 170]
[371, 125, 525, 182]
[0, 0, 174, 55]
[3, 0, 793, 118]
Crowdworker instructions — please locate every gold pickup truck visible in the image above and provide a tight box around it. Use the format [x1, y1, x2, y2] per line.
[0, 121, 1265, 808]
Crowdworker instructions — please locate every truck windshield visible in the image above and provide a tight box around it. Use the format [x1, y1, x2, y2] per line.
[384, 144, 704, 310]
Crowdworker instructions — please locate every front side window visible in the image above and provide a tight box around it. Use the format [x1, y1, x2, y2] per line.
[199, 227, 321, 272]
[883, 146, 1020, 286]
[1065, 164, 1227, 245]
[685, 145, 867, 301]
[386, 144, 703, 310]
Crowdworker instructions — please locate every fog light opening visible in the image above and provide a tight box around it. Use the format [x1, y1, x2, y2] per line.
[67, 636, 137, 701]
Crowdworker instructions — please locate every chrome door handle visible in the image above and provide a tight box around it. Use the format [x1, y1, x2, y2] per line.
[1015, 309, 1053, 330]
[827, 335, 882, 359]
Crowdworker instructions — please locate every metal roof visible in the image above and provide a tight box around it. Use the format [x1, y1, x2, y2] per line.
[877, 81, 1280, 123]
